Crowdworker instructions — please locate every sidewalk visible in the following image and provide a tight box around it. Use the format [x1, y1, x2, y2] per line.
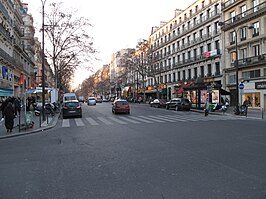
[0, 110, 60, 139]
[191, 106, 266, 120]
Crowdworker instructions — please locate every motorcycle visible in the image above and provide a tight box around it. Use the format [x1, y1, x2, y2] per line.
[34, 103, 55, 116]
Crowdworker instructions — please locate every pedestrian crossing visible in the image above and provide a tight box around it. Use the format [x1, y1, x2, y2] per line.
[60, 113, 251, 128]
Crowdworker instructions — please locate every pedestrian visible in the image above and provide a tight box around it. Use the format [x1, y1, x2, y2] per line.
[4, 102, 15, 133]
[14, 97, 21, 117]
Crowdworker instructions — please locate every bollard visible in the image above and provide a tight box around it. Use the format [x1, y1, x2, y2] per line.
[18, 113, 21, 132]
[47, 113, 49, 124]
[39, 112, 42, 127]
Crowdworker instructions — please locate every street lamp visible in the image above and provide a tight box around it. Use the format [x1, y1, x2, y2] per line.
[218, 21, 253, 115]
[41, 0, 47, 121]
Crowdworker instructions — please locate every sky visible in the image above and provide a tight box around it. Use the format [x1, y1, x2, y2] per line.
[23, 0, 196, 88]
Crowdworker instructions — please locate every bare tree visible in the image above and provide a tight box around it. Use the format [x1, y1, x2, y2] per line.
[44, 2, 96, 90]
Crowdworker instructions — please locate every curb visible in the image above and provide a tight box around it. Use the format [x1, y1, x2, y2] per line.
[0, 114, 60, 140]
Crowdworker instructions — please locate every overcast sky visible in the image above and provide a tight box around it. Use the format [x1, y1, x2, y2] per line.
[23, 0, 196, 87]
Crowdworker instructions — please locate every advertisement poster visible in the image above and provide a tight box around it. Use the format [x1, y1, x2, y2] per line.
[201, 90, 208, 104]
[212, 90, 219, 103]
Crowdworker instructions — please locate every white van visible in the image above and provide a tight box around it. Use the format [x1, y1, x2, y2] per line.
[63, 93, 77, 102]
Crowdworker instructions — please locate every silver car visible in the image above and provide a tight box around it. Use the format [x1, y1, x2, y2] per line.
[87, 97, 96, 105]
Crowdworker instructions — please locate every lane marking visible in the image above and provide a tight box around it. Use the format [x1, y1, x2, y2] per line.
[86, 117, 99, 125]
[108, 117, 128, 124]
[62, 119, 70, 127]
[97, 117, 113, 125]
[119, 117, 140, 124]
[129, 116, 154, 123]
[75, 118, 85, 126]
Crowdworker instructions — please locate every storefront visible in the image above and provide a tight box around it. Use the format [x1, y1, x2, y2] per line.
[241, 81, 266, 110]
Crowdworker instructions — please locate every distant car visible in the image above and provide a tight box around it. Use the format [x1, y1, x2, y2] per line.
[150, 99, 167, 108]
[165, 98, 191, 111]
[87, 97, 96, 106]
[102, 98, 109, 102]
[78, 96, 85, 103]
[112, 99, 130, 114]
[96, 98, 103, 103]
[63, 93, 77, 103]
[62, 100, 82, 119]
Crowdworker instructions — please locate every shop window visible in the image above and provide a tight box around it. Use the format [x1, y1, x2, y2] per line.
[242, 69, 260, 79]
[242, 92, 260, 107]
[229, 74, 236, 84]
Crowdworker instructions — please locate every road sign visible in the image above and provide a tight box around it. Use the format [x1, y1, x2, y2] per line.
[239, 83, 244, 90]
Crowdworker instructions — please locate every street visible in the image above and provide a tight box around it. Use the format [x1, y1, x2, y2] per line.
[0, 102, 266, 199]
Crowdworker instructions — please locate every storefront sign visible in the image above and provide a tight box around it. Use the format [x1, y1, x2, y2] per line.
[255, 81, 266, 89]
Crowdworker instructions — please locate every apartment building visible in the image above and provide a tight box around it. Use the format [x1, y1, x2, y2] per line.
[146, 0, 224, 109]
[0, 0, 35, 98]
[221, 0, 266, 109]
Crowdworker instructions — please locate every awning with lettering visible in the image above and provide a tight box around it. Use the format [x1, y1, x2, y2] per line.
[0, 88, 13, 97]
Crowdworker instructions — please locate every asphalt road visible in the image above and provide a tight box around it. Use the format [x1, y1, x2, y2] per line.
[0, 102, 266, 199]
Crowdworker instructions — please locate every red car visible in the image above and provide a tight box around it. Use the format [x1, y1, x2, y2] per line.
[112, 99, 130, 114]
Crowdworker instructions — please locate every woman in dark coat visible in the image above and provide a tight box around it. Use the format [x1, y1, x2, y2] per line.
[4, 102, 15, 133]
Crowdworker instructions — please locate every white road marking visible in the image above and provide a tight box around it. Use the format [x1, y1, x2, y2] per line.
[128, 116, 154, 123]
[62, 119, 70, 127]
[75, 118, 85, 126]
[86, 117, 99, 125]
[97, 117, 113, 125]
[108, 117, 128, 124]
[119, 117, 140, 124]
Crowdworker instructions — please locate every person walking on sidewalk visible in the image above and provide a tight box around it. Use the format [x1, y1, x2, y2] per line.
[4, 102, 15, 133]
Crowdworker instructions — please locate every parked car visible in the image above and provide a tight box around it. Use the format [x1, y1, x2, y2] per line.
[112, 99, 130, 114]
[87, 97, 96, 105]
[62, 100, 82, 119]
[96, 97, 103, 103]
[150, 99, 167, 108]
[102, 98, 109, 102]
[165, 98, 191, 111]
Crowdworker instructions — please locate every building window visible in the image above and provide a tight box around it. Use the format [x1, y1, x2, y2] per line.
[215, 4, 219, 14]
[229, 74, 236, 84]
[164, 75, 167, 83]
[207, 25, 211, 36]
[194, 67, 198, 78]
[230, 31, 236, 44]
[173, 73, 176, 82]
[187, 35, 190, 44]
[202, 1, 205, 8]
[241, 5, 247, 17]
[253, 0, 259, 12]
[200, 46, 204, 55]
[193, 32, 197, 41]
[207, 43, 211, 51]
[207, 64, 212, 76]
[195, 5, 198, 12]
[207, 9, 210, 18]
[253, 22, 259, 37]
[253, 45, 260, 56]
[172, 43, 175, 52]
[200, 66, 204, 77]
[215, 62, 220, 75]
[199, 29, 203, 38]
[188, 69, 191, 79]
[240, 27, 247, 41]
[177, 55, 180, 63]
[242, 69, 260, 79]
[194, 49, 197, 59]
[188, 51, 191, 60]
[168, 74, 171, 82]
[178, 71, 181, 80]
[231, 51, 236, 63]
[264, 68, 266, 76]
[215, 40, 220, 49]
[230, 11, 236, 22]
[183, 70, 186, 80]
[240, 48, 247, 59]
[182, 53, 186, 63]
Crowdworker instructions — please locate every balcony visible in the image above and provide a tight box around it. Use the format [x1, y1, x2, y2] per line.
[237, 54, 266, 68]
[0, 24, 12, 43]
[0, 2, 10, 20]
[222, 1, 266, 31]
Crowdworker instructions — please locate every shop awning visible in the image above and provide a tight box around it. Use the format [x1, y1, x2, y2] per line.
[0, 88, 13, 97]
[221, 89, 230, 95]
